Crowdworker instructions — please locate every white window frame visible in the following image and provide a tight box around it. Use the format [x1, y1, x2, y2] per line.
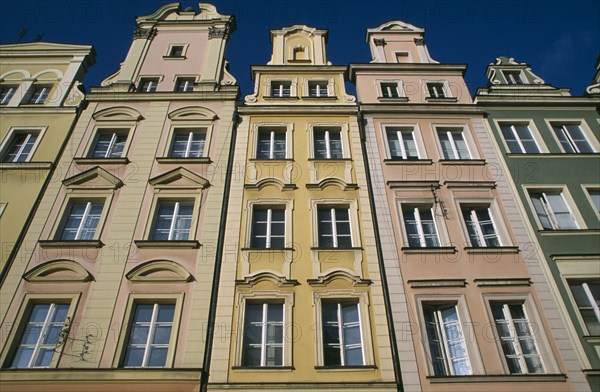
[461, 205, 502, 247]
[567, 280, 600, 336]
[252, 122, 293, 160]
[149, 200, 196, 241]
[88, 129, 129, 158]
[312, 128, 344, 159]
[549, 122, 597, 153]
[174, 76, 195, 92]
[528, 190, 580, 230]
[377, 80, 403, 98]
[502, 70, 525, 85]
[256, 128, 287, 159]
[165, 43, 189, 58]
[384, 126, 422, 160]
[0, 127, 45, 163]
[436, 127, 473, 160]
[244, 199, 293, 250]
[582, 186, 600, 220]
[317, 206, 353, 248]
[250, 206, 286, 249]
[308, 123, 349, 160]
[168, 128, 206, 158]
[25, 84, 52, 104]
[401, 205, 441, 247]
[57, 200, 105, 240]
[137, 77, 161, 93]
[498, 123, 542, 153]
[306, 79, 331, 98]
[270, 80, 292, 97]
[310, 199, 360, 249]
[0, 84, 18, 105]
[424, 80, 451, 99]
[241, 302, 284, 367]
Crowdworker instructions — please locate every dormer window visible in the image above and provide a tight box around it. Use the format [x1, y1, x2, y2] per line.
[380, 82, 400, 98]
[308, 81, 329, 97]
[174, 77, 195, 92]
[26, 84, 51, 104]
[503, 70, 524, 85]
[426, 82, 446, 98]
[0, 85, 18, 105]
[271, 81, 291, 97]
[138, 78, 159, 93]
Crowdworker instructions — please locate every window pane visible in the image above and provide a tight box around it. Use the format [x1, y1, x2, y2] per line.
[147, 348, 168, 367]
[328, 131, 343, 159]
[565, 125, 593, 153]
[530, 194, 553, 229]
[123, 347, 145, 367]
[438, 132, 453, 159]
[453, 133, 470, 159]
[545, 193, 577, 229]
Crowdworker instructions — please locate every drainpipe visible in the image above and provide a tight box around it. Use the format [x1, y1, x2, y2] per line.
[200, 105, 239, 392]
[357, 107, 404, 392]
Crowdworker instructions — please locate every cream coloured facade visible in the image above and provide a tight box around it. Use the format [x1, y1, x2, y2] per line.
[0, 42, 95, 279]
[208, 25, 398, 391]
[0, 3, 237, 391]
[349, 21, 590, 392]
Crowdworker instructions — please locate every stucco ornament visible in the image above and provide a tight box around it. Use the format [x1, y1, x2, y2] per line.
[133, 27, 156, 40]
[64, 81, 85, 106]
[209, 26, 229, 40]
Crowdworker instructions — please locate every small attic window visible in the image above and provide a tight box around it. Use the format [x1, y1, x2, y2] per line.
[395, 52, 410, 63]
[170, 46, 184, 57]
[164, 44, 188, 59]
[503, 70, 524, 85]
[293, 46, 307, 61]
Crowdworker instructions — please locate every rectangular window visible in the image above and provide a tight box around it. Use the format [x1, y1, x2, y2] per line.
[308, 81, 329, 97]
[395, 52, 409, 63]
[380, 82, 400, 98]
[317, 207, 352, 248]
[168, 45, 184, 57]
[251, 207, 285, 249]
[271, 81, 291, 97]
[10, 303, 70, 368]
[138, 78, 159, 93]
[122, 303, 175, 368]
[552, 124, 594, 153]
[426, 82, 446, 98]
[257, 129, 286, 159]
[423, 304, 472, 376]
[322, 301, 363, 366]
[529, 191, 578, 230]
[491, 303, 544, 374]
[169, 129, 205, 158]
[314, 129, 343, 159]
[588, 189, 600, 213]
[59, 200, 104, 240]
[462, 207, 501, 247]
[150, 200, 194, 240]
[0, 85, 17, 105]
[26, 84, 51, 104]
[386, 128, 419, 159]
[568, 280, 600, 335]
[503, 70, 524, 85]
[500, 124, 540, 153]
[403, 206, 440, 247]
[174, 77, 194, 92]
[438, 129, 471, 159]
[89, 130, 128, 158]
[242, 302, 284, 367]
[0, 130, 39, 162]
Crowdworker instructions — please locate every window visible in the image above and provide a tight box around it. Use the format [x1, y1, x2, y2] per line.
[10, 303, 70, 368]
[138, 78, 159, 93]
[552, 124, 594, 153]
[59, 200, 104, 240]
[403, 206, 440, 247]
[168, 45, 184, 57]
[270, 81, 291, 97]
[89, 129, 128, 158]
[0, 85, 17, 105]
[568, 280, 600, 335]
[503, 70, 524, 85]
[122, 303, 175, 368]
[242, 302, 284, 367]
[26, 84, 51, 104]
[587, 188, 600, 214]
[317, 207, 352, 248]
[491, 302, 544, 374]
[395, 52, 409, 63]
[174, 77, 194, 92]
[314, 129, 343, 159]
[438, 129, 471, 159]
[257, 128, 286, 159]
[251, 207, 285, 249]
[380, 82, 400, 98]
[426, 82, 446, 98]
[169, 129, 205, 158]
[308, 81, 329, 97]
[386, 128, 419, 159]
[529, 191, 578, 230]
[150, 200, 194, 240]
[462, 206, 501, 247]
[500, 124, 540, 153]
[423, 304, 472, 376]
[322, 301, 363, 366]
[0, 130, 40, 162]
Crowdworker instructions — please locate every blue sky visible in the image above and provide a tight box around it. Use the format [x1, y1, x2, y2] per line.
[1, 0, 598, 97]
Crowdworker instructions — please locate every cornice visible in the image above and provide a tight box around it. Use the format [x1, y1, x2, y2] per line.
[237, 105, 358, 115]
[85, 91, 239, 102]
[357, 103, 483, 115]
[348, 63, 468, 80]
[474, 95, 600, 106]
[0, 107, 78, 114]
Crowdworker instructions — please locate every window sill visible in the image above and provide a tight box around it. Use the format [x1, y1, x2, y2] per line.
[464, 246, 519, 254]
[439, 159, 486, 165]
[264, 96, 299, 100]
[0, 162, 53, 169]
[249, 158, 294, 162]
[383, 159, 432, 165]
[241, 247, 294, 251]
[155, 157, 211, 164]
[506, 153, 599, 158]
[401, 246, 457, 254]
[315, 365, 376, 371]
[538, 229, 599, 236]
[302, 95, 337, 100]
[583, 335, 600, 344]
[134, 240, 200, 249]
[308, 158, 351, 161]
[38, 240, 103, 248]
[74, 157, 129, 165]
[311, 247, 363, 251]
[425, 97, 458, 103]
[162, 55, 186, 60]
[378, 96, 409, 102]
[426, 374, 567, 383]
[231, 366, 294, 371]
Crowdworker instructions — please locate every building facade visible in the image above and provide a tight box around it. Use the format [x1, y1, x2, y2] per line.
[208, 25, 398, 391]
[0, 3, 238, 391]
[349, 21, 590, 392]
[0, 42, 95, 279]
[475, 56, 600, 390]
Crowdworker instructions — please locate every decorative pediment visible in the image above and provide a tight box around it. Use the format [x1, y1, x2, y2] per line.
[126, 260, 193, 283]
[306, 177, 358, 191]
[92, 107, 143, 122]
[24, 260, 93, 283]
[149, 167, 210, 189]
[378, 20, 424, 32]
[63, 167, 123, 190]
[168, 106, 218, 121]
[236, 271, 299, 288]
[308, 269, 372, 287]
[245, 177, 295, 191]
